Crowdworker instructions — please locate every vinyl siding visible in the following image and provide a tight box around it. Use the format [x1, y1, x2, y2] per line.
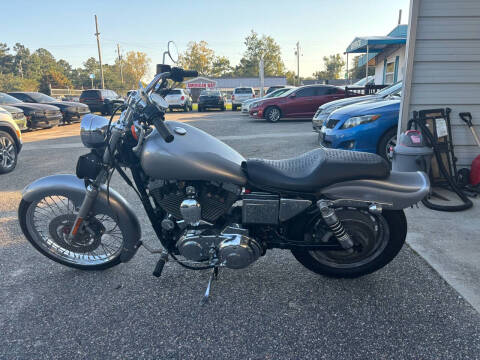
[401, 0, 480, 166]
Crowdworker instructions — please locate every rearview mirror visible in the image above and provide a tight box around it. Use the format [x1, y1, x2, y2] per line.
[167, 41, 178, 63]
[289, 93, 296, 98]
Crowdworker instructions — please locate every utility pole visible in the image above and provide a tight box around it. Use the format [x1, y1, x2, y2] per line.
[94, 15, 105, 89]
[398, 9, 402, 24]
[259, 54, 265, 97]
[294, 41, 300, 86]
[117, 43, 124, 86]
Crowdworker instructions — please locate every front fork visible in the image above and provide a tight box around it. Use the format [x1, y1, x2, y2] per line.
[68, 127, 123, 241]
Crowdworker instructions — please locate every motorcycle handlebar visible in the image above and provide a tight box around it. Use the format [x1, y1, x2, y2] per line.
[151, 116, 174, 143]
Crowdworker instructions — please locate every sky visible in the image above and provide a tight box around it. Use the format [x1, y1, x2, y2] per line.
[1, 0, 410, 78]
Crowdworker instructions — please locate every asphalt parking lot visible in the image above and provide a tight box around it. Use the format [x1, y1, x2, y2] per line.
[1, 111, 479, 359]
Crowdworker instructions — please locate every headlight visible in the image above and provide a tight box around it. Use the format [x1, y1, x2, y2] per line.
[80, 114, 110, 148]
[342, 115, 380, 129]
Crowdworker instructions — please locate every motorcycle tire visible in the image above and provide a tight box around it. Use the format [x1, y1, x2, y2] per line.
[292, 210, 407, 278]
[19, 198, 125, 270]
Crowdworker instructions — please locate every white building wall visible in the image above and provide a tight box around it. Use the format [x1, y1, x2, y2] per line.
[400, 0, 480, 166]
[374, 46, 406, 85]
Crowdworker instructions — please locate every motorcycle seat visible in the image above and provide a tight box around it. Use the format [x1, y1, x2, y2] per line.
[244, 148, 390, 192]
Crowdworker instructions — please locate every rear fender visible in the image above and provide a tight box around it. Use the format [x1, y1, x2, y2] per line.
[320, 171, 430, 210]
[21, 174, 141, 262]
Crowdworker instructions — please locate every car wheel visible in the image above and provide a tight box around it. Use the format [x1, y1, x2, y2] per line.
[0, 131, 18, 174]
[265, 107, 281, 123]
[377, 127, 397, 162]
[183, 104, 189, 112]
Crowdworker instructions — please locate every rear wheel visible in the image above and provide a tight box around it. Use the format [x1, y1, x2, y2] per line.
[0, 131, 18, 174]
[291, 209, 407, 278]
[265, 106, 281, 122]
[19, 195, 126, 270]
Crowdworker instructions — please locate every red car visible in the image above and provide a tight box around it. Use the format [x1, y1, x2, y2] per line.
[249, 85, 347, 122]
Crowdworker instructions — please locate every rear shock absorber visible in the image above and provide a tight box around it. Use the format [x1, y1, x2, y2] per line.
[317, 200, 354, 250]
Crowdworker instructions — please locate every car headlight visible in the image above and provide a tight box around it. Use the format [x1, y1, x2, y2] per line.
[342, 115, 380, 129]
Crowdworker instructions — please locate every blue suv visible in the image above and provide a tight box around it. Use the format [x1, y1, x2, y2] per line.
[318, 99, 400, 160]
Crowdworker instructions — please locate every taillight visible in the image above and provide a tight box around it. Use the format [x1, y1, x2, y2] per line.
[181, 96, 185, 100]
[131, 125, 138, 141]
[252, 94, 255, 98]
[232, 95, 235, 100]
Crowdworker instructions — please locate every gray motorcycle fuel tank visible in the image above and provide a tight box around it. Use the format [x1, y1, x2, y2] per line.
[141, 121, 247, 185]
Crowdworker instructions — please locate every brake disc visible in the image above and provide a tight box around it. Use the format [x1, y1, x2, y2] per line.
[48, 214, 105, 253]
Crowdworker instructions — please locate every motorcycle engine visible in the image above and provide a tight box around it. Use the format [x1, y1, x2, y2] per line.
[149, 180, 239, 222]
[176, 225, 262, 269]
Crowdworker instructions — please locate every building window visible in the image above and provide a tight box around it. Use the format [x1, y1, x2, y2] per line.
[385, 61, 395, 84]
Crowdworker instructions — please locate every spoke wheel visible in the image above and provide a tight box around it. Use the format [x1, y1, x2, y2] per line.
[20, 195, 125, 269]
[0, 131, 18, 174]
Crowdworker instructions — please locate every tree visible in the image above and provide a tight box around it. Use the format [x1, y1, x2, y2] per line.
[349, 55, 374, 80]
[123, 51, 151, 87]
[39, 69, 72, 94]
[178, 41, 215, 76]
[235, 31, 285, 77]
[0, 73, 38, 92]
[285, 70, 297, 85]
[0, 43, 14, 75]
[211, 56, 232, 77]
[313, 54, 345, 80]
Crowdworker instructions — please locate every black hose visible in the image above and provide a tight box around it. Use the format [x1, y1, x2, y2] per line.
[408, 118, 473, 211]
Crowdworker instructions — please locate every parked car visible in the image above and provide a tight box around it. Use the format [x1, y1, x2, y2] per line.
[351, 76, 375, 86]
[8, 92, 90, 124]
[164, 88, 192, 112]
[0, 93, 61, 129]
[0, 106, 22, 174]
[318, 99, 400, 161]
[197, 90, 226, 111]
[231, 87, 255, 111]
[0, 104, 27, 130]
[266, 85, 288, 94]
[61, 95, 80, 102]
[241, 87, 294, 114]
[79, 89, 124, 115]
[312, 81, 402, 133]
[249, 85, 348, 122]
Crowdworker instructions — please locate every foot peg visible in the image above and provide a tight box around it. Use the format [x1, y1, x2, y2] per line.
[152, 251, 169, 278]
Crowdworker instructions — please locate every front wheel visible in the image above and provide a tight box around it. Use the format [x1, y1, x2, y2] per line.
[377, 127, 397, 162]
[292, 209, 407, 278]
[265, 106, 281, 122]
[19, 195, 126, 270]
[0, 131, 18, 174]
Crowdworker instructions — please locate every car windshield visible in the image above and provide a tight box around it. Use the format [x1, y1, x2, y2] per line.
[277, 87, 297, 97]
[376, 81, 403, 97]
[264, 88, 290, 98]
[352, 76, 374, 86]
[0, 93, 23, 104]
[28, 92, 57, 103]
[235, 88, 253, 94]
[200, 90, 221, 96]
[167, 90, 182, 95]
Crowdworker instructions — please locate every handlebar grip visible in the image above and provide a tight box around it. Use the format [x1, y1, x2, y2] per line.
[182, 70, 198, 78]
[152, 116, 174, 143]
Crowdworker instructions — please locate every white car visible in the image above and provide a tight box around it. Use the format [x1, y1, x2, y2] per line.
[231, 87, 255, 111]
[164, 89, 192, 112]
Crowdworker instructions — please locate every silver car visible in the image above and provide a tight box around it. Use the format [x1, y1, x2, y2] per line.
[312, 81, 402, 132]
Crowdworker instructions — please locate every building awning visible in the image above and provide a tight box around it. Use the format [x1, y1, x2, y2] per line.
[346, 36, 407, 54]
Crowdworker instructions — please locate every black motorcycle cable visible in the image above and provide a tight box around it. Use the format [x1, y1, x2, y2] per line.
[408, 117, 473, 211]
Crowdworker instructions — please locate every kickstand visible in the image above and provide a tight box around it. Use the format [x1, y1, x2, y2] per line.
[200, 267, 219, 305]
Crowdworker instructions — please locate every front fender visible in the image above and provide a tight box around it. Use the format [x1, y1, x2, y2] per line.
[21, 174, 141, 263]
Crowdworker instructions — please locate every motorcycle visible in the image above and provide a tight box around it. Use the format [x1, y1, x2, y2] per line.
[18, 50, 429, 302]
